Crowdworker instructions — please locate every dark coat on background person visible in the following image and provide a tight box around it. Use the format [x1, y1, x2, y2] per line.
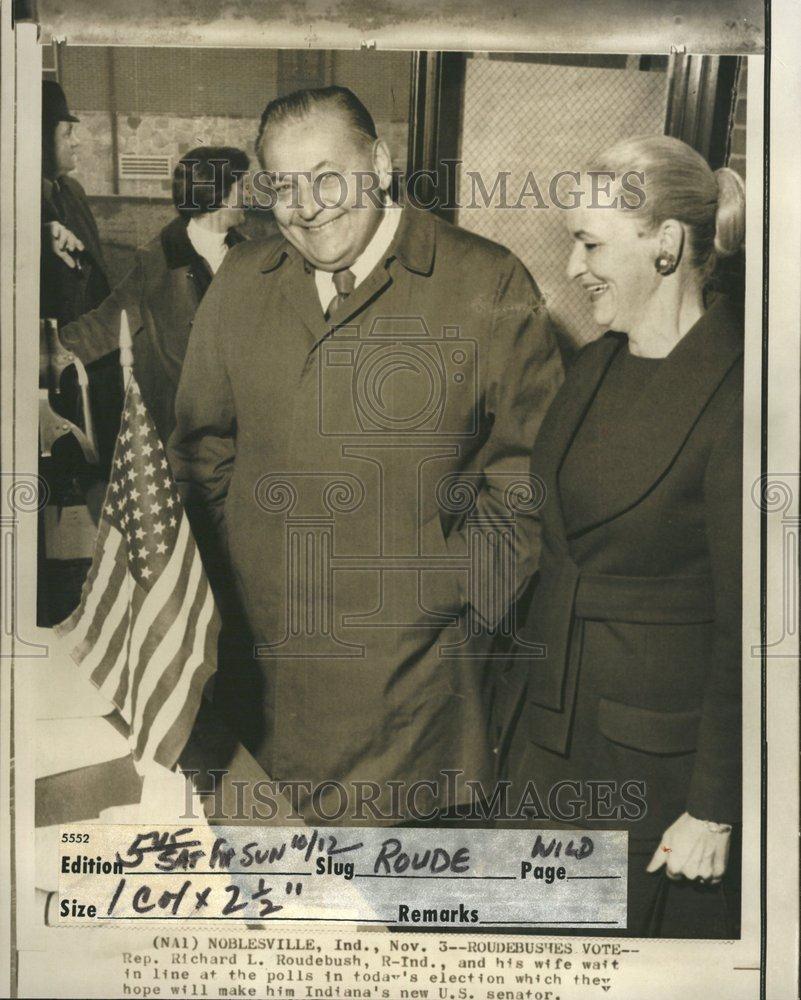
[168, 205, 564, 823]
[40, 173, 123, 512]
[60, 216, 245, 445]
[41, 174, 119, 476]
[500, 294, 743, 844]
[41, 175, 110, 325]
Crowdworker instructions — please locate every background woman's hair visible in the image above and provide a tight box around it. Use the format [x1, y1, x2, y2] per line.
[588, 134, 746, 278]
[255, 85, 377, 164]
[172, 146, 250, 218]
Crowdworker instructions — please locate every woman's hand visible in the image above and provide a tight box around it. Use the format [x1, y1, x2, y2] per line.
[646, 811, 731, 883]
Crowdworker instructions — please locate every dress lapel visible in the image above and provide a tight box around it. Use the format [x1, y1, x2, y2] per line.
[560, 295, 744, 538]
[532, 334, 620, 546]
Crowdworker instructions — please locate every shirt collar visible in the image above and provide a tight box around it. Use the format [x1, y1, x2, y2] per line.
[313, 198, 401, 306]
[187, 217, 228, 248]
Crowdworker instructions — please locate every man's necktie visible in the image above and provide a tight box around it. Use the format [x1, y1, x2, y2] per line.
[326, 267, 356, 320]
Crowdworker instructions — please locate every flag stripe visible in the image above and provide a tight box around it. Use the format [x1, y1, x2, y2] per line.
[135, 547, 209, 748]
[108, 585, 146, 716]
[141, 577, 218, 766]
[91, 601, 131, 692]
[55, 523, 121, 650]
[129, 527, 197, 716]
[131, 530, 202, 735]
[73, 555, 130, 668]
[153, 593, 219, 767]
[122, 515, 192, 721]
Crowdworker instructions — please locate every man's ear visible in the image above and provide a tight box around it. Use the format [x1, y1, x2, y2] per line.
[371, 139, 393, 192]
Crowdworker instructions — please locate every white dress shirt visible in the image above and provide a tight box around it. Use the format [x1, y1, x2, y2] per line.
[314, 200, 402, 313]
[187, 217, 229, 274]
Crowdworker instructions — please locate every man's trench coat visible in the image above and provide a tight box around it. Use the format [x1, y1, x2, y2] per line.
[168, 205, 564, 821]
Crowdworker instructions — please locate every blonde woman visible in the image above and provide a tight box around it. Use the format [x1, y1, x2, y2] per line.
[502, 136, 746, 937]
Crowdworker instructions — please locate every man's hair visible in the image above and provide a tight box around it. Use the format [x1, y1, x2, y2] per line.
[256, 86, 377, 165]
[172, 146, 250, 218]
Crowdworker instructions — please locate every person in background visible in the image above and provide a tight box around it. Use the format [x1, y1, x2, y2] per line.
[58, 146, 250, 444]
[41, 80, 111, 324]
[499, 135, 745, 937]
[39, 80, 118, 625]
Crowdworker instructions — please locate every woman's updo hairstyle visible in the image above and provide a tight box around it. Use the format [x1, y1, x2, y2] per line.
[588, 134, 745, 277]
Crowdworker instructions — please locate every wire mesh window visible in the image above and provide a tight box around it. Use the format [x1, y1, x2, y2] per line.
[455, 54, 669, 347]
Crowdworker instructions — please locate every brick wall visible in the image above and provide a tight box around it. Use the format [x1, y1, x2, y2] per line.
[59, 46, 412, 283]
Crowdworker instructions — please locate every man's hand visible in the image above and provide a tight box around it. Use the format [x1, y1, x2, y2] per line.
[646, 811, 732, 883]
[45, 221, 84, 269]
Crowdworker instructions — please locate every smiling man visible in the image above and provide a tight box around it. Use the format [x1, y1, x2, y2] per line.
[168, 86, 563, 824]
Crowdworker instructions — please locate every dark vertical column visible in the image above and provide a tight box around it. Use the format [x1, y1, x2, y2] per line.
[407, 52, 466, 223]
[107, 48, 120, 196]
[664, 53, 740, 168]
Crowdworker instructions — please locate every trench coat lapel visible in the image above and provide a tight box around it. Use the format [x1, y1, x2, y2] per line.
[326, 264, 394, 329]
[322, 207, 435, 329]
[538, 296, 744, 540]
[264, 249, 330, 345]
[260, 243, 392, 347]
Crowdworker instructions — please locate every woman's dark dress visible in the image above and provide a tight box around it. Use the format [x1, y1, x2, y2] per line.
[500, 297, 743, 937]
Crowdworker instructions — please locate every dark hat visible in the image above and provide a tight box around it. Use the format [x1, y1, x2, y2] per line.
[42, 80, 79, 124]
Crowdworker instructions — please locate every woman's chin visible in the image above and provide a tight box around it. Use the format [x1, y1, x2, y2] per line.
[591, 306, 615, 329]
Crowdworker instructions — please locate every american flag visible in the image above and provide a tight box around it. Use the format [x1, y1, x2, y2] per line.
[55, 375, 220, 770]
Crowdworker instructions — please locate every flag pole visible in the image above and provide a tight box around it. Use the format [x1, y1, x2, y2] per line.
[119, 309, 133, 388]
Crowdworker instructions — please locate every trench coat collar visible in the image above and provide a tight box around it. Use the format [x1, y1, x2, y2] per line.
[256, 205, 438, 345]
[388, 203, 437, 276]
[534, 294, 744, 540]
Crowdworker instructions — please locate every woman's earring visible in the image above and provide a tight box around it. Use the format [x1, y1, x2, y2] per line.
[655, 251, 678, 276]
